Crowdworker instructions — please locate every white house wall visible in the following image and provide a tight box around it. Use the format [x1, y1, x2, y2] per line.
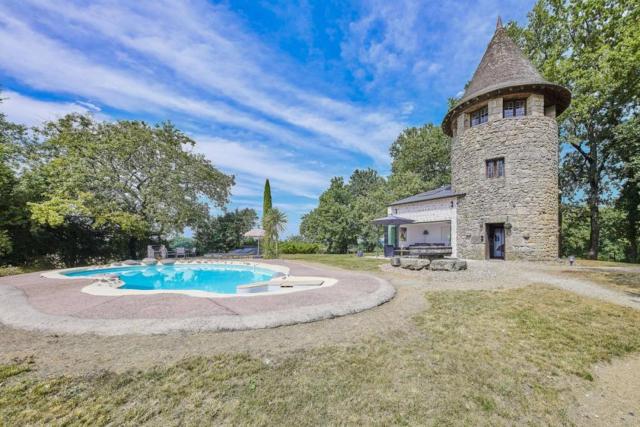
[387, 197, 458, 257]
[401, 222, 451, 246]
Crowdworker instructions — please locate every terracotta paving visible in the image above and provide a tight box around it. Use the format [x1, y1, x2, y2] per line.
[0, 260, 394, 334]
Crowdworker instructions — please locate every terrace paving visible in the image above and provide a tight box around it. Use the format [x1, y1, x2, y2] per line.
[0, 260, 394, 335]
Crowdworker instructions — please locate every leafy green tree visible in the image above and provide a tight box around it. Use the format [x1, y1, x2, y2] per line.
[389, 124, 451, 194]
[346, 168, 388, 249]
[0, 97, 31, 261]
[301, 177, 357, 253]
[613, 116, 640, 261]
[194, 208, 257, 254]
[27, 114, 234, 258]
[508, 0, 640, 259]
[263, 207, 287, 257]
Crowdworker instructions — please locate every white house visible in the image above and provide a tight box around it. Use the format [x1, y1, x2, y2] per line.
[374, 185, 461, 258]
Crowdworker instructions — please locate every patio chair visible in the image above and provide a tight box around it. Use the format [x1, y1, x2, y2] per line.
[176, 247, 186, 258]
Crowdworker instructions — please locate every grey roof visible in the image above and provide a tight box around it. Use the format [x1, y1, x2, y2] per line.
[370, 215, 415, 226]
[390, 185, 463, 206]
[442, 18, 571, 136]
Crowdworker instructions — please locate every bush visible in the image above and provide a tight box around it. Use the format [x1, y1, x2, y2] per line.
[279, 241, 321, 254]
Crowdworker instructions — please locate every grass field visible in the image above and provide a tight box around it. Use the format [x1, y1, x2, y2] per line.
[282, 253, 385, 272]
[2, 285, 640, 425]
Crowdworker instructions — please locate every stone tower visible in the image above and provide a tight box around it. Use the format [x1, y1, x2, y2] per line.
[441, 19, 571, 260]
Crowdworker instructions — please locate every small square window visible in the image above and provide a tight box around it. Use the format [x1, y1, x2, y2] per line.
[486, 158, 505, 178]
[503, 99, 526, 118]
[470, 106, 488, 127]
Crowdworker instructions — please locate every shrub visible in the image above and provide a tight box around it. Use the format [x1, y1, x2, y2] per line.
[279, 241, 321, 254]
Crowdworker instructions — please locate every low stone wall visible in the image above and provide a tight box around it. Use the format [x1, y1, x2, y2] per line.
[392, 257, 467, 272]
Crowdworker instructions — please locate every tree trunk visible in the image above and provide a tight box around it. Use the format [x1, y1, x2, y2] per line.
[558, 185, 563, 258]
[128, 236, 138, 260]
[587, 139, 599, 260]
[587, 183, 599, 259]
[622, 181, 639, 262]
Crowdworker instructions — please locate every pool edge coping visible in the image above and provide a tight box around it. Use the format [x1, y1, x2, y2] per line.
[40, 260, 340, 298]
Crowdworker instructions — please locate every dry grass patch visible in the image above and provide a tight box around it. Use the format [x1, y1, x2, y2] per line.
[282, 253, 385, 272]
[561, 269, 640, 297]
[2, 286, 640, 425]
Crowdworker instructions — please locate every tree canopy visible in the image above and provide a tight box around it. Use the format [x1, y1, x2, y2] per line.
[508, 0, 640, 259]
[194, 208, 258, 255]
[0, 110, 235, 265]
[24, 115, 234, 257]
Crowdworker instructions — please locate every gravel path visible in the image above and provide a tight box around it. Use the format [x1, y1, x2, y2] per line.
[383, 260, 640, 310]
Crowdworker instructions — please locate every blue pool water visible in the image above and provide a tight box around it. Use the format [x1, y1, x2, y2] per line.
[64, 264, 277, 294]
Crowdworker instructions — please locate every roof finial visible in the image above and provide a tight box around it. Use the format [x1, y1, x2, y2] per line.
[496, 16, 503, 30]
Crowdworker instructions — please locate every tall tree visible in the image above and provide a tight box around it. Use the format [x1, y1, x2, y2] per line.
[0, 96, 31, 261]
[300, 177, 356, 253]
[614, 116, 640, 261]
[27, 114, 234, 258]
[262, 179, 274, 257]
[389, 123, 451, 198]
[508, 0, 640, 258]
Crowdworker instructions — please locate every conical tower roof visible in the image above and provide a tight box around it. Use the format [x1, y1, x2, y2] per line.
[442, 18, 570, 136]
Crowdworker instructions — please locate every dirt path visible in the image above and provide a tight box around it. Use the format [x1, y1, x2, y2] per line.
[528, 270, 640, 309]
[570, 354, 640, 426]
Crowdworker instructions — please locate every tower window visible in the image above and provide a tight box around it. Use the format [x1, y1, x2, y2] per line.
[503, 99, 526, 118]
[470, 106, 488, 127]
[486, 158, 505, 178]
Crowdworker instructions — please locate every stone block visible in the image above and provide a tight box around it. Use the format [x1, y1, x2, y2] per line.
[141, 258, 157, 265]
[430, 259, 467, 271]
[122, 260, 141, 265]
[400, 258, 430, 271]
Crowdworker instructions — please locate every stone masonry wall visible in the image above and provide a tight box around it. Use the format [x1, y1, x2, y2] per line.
[451, 98, 559, 260]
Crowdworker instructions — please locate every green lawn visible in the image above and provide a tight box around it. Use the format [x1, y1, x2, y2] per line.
[2, 286, 640, 425]
[281, 253, 386, 272]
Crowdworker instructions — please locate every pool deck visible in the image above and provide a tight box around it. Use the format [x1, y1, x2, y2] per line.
[0, 260, 395, 335]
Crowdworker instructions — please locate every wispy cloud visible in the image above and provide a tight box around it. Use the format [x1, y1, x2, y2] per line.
[195, 136, 327, 200]
[0, 90, 94, 126]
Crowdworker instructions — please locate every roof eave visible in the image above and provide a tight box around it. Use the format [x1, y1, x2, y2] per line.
[441, 82, 571, 136]
[389, 192, 465, 207]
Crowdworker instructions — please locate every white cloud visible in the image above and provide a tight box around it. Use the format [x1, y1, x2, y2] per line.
[195, 136, 328, 200]
[0, 91, 91, 126]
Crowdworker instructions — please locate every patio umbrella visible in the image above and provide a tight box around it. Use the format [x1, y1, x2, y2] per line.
[244, 228, 266, 256]
[370, 215, 415, 226]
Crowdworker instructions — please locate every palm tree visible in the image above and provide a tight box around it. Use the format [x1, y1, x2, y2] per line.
[263, 208, 287, 257]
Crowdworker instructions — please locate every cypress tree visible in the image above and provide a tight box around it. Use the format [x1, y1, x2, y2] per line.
[262, 179, 273, 257]
[262, 179, 272, 224]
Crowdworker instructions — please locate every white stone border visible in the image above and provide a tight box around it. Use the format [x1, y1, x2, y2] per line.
[0, 272, 396, 335]
[41, 260, 337, 298]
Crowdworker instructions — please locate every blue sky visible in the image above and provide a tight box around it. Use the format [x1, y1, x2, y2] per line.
[0, 0, 535, 236]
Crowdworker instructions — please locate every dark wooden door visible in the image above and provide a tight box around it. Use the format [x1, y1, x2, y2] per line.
[488, 225, 505, 259]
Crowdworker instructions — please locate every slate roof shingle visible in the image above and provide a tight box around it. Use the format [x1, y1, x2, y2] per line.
[390, 184, 463, 206]
[441, 18, 571, 136]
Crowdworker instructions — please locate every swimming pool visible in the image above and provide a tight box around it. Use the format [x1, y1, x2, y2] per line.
[64, 264, 278, 294]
